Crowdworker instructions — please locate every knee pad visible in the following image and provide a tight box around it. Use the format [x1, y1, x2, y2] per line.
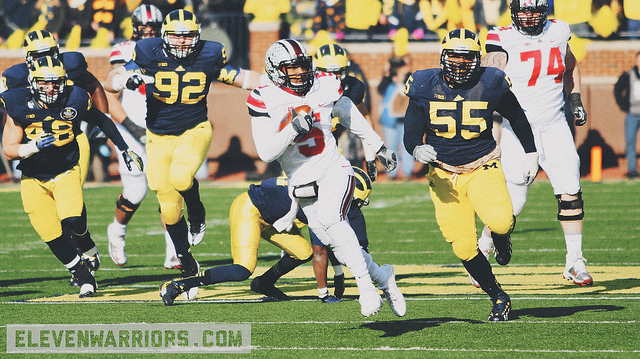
[169, 164, 195, 192]
[159, 202, 183, 225]
[116, 195, 140, 222]
[556, 193, 584, 221]
[489, 215, 516, 236]
[61, 216, 86, 237]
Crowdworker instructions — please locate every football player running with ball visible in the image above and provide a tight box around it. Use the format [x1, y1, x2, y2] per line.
[403, 29, 539, 321]
[1, 57, 143, 298]
[247, 39, 398, 317]
[104, 4, 179, 269]
[482, 0, 592, 286]
[105, 9, 262, 300]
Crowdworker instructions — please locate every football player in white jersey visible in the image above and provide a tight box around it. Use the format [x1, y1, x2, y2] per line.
[480, 0, 592, 286]
[105, 5, 180, 269]
[247, 39, 398, 317]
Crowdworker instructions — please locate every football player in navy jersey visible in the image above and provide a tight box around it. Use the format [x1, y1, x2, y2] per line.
[403, 29, 539, 322]
[1, 30, 110, 186]
[1, 57, 142, 298]
[104, 9, 262, 301]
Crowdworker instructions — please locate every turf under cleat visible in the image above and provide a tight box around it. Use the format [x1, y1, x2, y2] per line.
[160, 280, 185, 306]
[320, 294, 341, 303]
[563, 255, 593, 286]
[250, 276, 289, 301]
[380, 264, 406, 317]
[492, 232, 512, 266]
[359, 285, 383, 318]
[107, 222, 127, 266]
[187, 206, 206, 246]
[488, 292, 511, 322]
[179, 258, 200, 300]
[333, 273, 345, 299]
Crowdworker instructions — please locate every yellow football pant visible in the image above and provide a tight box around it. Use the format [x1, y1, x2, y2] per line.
[21, 164, 84, 242]
[229, 192, 313, 273]
[146, 121, 212, 225]
[77, 132, 89, 186]
[427, 160, 514, 261]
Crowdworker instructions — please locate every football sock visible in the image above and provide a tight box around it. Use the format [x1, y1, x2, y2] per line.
[75, 231, 97, 254]
[166, 217, 190, 256]
[261, 255, 309, 285]
[318, 287, 329, 298]
[462, 252, 503, 297]
[564, 232, 583, 259]
[46, 235, 80, 265]
[180, 179, 204, 215]
[362, 250, 387, 286]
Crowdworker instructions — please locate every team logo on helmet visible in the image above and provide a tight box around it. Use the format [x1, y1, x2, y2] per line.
[161, 9, 201, 59]
[440, 29, 482, 87]
[265, 39, 315, 95]
[28, 56, 67, 105]
[510, 0, 548, 36]
[23, 30, 59, 68]
[314, 43, 350, 80]
[131, 4, 163, 40]
[352, 166, 372, 208]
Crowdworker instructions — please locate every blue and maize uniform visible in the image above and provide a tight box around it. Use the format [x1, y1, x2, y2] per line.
[249, 177, 368, 250]
[2, 52, 102, 185]
[0, 86, 129, 242]
[2, 52, 99, 92]
[403, 66, 535, 261]
[126, 37, 241, 135]
[403, 66, 535, 166]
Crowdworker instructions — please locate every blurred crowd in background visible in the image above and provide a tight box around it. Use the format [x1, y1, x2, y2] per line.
[2, 0, 639, 55]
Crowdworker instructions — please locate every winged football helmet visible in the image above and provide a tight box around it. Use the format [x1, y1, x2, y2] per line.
[23, 30, 59, 68]
[440, 29, 482, 87]
[28, 56, 67, 105]
[161, 9, 201, 59]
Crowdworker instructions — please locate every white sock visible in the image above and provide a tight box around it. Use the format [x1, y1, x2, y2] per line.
[333, 265, 344, 277]
[83, 246, 98, 257]
[318, 287, 328, 298]
[165, 231, 177, 257]
[565, 233, 583, 260]
[478, 230, 492, 258]
[111, 219, 127, 236]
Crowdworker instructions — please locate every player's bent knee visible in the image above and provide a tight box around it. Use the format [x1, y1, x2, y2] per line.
[451, 240, 479, 262]
[159, 202, 182, 225]
[489, 215, 516, 236]
[556, 193, 584, 221]
[169, 165, 195, 192]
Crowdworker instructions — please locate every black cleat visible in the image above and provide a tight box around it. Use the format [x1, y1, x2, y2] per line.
[180, 258, 200, 279]
[333, 274, 345, 299]
[160, 280, 183, 306]
[250, 276, 289, 301]
[187, 205, 206, 246]
[488, 292, 511, 322]
[492, 232, 512, 266]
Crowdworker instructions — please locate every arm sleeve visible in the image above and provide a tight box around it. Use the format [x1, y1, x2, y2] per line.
[495, 91, 537, 153]
[403, 99, 428, 156]
[86, 106, 129, 151]
[251, 116, 298, 163]
[332, 97, 384, 152]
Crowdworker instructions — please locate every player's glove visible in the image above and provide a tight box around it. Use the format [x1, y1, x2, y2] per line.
[365, 160, 378, 181]
[121, 117, 147, 145]
[290, 108, 314, 136]
[569, 93, 587, 126]
[18, 132, 55, 159]
[376, 145, 397, 172]
[523, 152, 539, 186]
[112, 72, 154, 92]
[412, 144, 437, 164]
[122, 149, 144, 172]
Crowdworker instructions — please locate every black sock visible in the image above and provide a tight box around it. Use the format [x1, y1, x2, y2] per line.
[166, 217, 190, 256]
[260, 255, 309, 285]
[462, 252, 503, 298]
[46, 235, 79, 265]
[179, 179, 204, 215]
[180, 264, 252, 289]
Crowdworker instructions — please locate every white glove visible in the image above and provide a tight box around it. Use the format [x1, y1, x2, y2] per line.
[18, 132, 55, 158]
[376, 145, 397, 171]
[413, 144, 437, 164]
[112, 73, 154, 92]
[523, 152, 539, 186]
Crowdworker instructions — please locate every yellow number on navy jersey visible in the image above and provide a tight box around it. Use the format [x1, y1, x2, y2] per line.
[153, 71, 206, 104]
[430, 101, 488, 140]
[25, 116, 75, 146]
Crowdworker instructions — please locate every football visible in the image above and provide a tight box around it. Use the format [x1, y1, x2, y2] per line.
[279, 105, 313, 132]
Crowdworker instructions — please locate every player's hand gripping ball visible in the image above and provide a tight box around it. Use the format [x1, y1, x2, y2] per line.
[282, 105, 314, 142]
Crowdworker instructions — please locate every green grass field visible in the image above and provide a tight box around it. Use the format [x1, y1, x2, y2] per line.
[1, 179, 639, 358]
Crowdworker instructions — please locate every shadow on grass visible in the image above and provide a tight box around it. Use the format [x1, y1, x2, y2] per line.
[511, 305, 625, 319]
[362, 318, 484, 337]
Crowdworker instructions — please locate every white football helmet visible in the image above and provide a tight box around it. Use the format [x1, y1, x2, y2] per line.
[510, 0, 548, 36]
[265, 39, 315, 95]
[131, 4, 163, 40]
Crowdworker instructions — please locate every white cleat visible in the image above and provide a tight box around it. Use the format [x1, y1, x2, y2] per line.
[164, 255, 181, 269]
[380, 264, 406, 317]
[563, 254, 593, 286]
[359, 286, 383, 318]
[107, 222, 127, 266]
